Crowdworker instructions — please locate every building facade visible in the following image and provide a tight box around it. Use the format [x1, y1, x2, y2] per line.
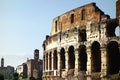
[42, 1, 120, 80]
[27, 49, 43, 79]
[17, 49, 43, 79]
[0, 58, 14, 80]
[17, 63, 27, 78]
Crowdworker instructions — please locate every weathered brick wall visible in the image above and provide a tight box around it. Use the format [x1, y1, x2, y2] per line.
[116, 0, 120, 18]
[51, 3, 109, 36]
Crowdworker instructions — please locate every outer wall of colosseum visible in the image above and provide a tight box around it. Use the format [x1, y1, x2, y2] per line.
[43, 1, 120, 80]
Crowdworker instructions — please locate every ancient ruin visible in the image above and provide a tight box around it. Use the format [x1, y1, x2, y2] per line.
[42, 1, 120, 80]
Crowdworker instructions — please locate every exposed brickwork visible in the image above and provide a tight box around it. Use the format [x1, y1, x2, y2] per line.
[51, 3, 109, 36]
[116, 0, 120, 18]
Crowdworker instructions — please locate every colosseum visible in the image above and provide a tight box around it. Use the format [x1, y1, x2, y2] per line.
[42, 0, 120, 80]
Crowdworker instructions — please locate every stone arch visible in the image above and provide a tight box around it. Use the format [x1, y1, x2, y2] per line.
[107, 41, 120, 74]
[53, 50, 58, 70]
[115, 26, 120, 36]
[91, 41, 101, 72]
[106, 19, 119, 37]
[60, 48, 65, 69]
[68, 46, 75, 69]
[79, 45, 87, 71]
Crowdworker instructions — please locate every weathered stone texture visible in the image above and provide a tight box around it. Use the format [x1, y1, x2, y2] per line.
[43, 2, 120, 80]
[117, 0, 120, 18]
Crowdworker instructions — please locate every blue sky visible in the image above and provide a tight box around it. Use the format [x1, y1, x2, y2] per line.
[0, 0, 118, 68]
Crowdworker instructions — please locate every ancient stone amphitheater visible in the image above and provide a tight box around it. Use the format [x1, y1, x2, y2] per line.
[42, 0, 120, 80]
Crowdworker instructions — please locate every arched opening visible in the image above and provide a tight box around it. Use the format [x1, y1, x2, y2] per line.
[53, 50, 58, 70]
[79, 29, 87, 41]
[107, 41, 120, 74]
[60, 48, 65, 69]
[43, 55, 45, 71]
[49, 52, 52, 70]
[81, 9, 85, 20]
[68, 46, 75, 69]
[106, 19, 119, 37]
[91, 41, 101, 72]
[70, 14, 74, 23]
[79, 45, 87, 71]
[55, 20, 58, 32]
[46, 53, 48, 70]
[115, 26, 120, 36]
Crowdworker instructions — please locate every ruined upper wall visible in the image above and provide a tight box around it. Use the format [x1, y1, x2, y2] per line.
[50, 3, 110, 36]
[116, 0, 120, 18]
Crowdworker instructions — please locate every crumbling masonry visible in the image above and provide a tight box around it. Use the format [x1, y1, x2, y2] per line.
[42, 1, 120, 80]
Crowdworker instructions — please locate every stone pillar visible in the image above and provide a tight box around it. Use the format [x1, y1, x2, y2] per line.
[48, 53, 50, 71]
[45, 54, 47, 71]
[57, 51, 61, 77]
[74, 49, 79, 76]
[86, 48, 91, 75]
[101, 47, 108, 77]
[46, 53, 48, 71]
[65, 51, 69, 73]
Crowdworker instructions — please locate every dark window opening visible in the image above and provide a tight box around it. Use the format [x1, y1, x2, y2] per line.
[71, 14, 74, 23]
[106, 19, 119, 37]
[81, 9, 85, 20]
[60, 48, 65, 69]
[49, 52, 52, 70]
[107, 41, 120, 74]
[79, 29, 87, 41]
[54, 50, 58, 70]
[68, 46, 75, 69]
[91, 41, 101, 72]
[55, 21, 57, 32]
[43, 55, 45, 71]
[79, 45, 87, 71]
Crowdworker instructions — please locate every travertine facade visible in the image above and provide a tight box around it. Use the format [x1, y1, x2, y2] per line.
[43, 1, 120, 80]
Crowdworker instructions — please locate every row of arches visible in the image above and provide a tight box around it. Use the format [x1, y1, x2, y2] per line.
[43, 41, 120, 75]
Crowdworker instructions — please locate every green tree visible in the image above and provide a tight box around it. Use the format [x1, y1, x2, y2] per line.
[0, 74, 4, 80]
[12, 73, 19, 80]
[29, 77, 36, 80]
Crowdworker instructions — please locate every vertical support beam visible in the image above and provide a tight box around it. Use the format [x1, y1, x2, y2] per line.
[101, 47, 108, 77]
[57, 51, 61, 77]
[48, 53, 50, 71]
[86, 48, 91, 75]
[74, 49, 79, 76]
[65, 51, 69, 73]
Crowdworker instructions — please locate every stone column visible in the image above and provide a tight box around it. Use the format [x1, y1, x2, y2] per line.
[57, 51, 61, 77]
[65, 51, 69, 73]
[45, 53, 48, 71]
[48, 53, 50, 71]
[86, 48, 91, 75]
[74, 49, 79, 76]
[101, 47, 108, 77]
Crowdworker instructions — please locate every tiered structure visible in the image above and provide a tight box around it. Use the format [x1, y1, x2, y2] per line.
[42, 1, 120, 80]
